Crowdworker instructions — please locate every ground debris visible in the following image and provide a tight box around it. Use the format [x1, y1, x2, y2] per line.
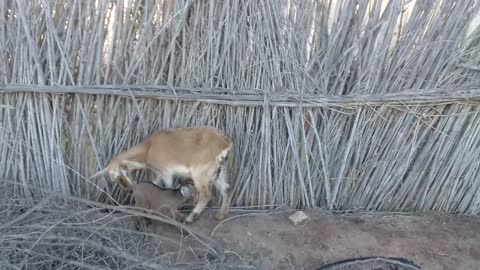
[288, 211, 309, 225]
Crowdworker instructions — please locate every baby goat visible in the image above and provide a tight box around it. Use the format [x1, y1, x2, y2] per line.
[91, 126, 233, 224]
[131, 180, 193, 228]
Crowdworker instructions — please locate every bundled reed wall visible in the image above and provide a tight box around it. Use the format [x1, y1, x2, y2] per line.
[2, 0, 480, 214]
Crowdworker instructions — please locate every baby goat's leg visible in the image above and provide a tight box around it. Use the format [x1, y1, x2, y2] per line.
[134, 198, 151, 230]
[184, 174, 211, 224]
[214, 166, 230, 221]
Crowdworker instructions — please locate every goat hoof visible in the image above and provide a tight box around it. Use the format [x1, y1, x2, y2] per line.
[184, 213, 199, 224]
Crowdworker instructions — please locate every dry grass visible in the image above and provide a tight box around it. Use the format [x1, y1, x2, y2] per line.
[0, 181, 254, 270]
[2, 0, 480, 216]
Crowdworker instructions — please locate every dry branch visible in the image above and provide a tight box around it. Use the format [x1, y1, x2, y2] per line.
[0, 183, 243, 269]
[3, 84, 480, 107]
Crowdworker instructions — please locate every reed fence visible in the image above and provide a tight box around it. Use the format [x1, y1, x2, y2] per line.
[2, 0, 480, 215]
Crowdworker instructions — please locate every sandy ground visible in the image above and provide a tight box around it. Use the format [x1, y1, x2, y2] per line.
[147, 208, 480, 270]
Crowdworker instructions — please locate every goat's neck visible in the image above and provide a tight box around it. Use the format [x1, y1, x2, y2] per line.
[115, 142, 149, 169]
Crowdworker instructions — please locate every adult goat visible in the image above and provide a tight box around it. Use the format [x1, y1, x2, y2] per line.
[91, 126, 233, 224]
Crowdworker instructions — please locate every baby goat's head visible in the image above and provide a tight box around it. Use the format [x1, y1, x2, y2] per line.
[90, 159, 134, 191]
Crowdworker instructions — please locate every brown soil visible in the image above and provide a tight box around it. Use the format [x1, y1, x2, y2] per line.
[149, 208, 480, 270]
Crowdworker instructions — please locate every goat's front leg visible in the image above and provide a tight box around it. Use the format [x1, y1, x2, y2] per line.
[184, 176, 211, 224]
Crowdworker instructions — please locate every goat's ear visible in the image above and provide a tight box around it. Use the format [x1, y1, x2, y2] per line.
[124, 182, 134, 193]
[90, 168, 108, 178]
[118, 177, 130, 191]
[119, 163, 128, 173]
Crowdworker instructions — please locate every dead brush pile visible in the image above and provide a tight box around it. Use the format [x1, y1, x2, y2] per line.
[0, 185, 247, 270]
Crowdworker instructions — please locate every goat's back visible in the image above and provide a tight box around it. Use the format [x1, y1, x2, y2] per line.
[145, 126, 232, 167]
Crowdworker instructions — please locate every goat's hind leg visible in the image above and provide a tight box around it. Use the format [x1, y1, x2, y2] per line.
[214, 166, 231, 221]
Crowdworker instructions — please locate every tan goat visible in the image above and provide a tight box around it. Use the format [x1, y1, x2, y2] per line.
[91, 126, 233, 224]
[130, 180, 193, 228]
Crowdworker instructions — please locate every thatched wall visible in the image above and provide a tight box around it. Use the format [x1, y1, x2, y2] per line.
[2, 0, 480, 214]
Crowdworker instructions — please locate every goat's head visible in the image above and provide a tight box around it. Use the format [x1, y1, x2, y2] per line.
[90, 159, 133, 191]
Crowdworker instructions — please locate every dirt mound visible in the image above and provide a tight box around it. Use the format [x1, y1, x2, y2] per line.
[179, 208, 480, 270]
